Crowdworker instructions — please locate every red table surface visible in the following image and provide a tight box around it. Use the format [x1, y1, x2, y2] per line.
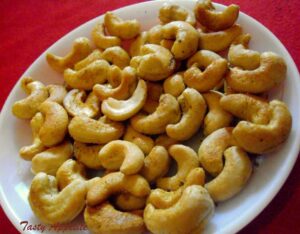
[1, 0, 300, 233]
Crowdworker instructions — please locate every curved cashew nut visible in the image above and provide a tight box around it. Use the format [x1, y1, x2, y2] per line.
[195, 0, 239, 31]
[205, 146, 252, 202]
[166, 88, 207, 141]
[162, 21, 199, 60]
[12, 77, 48, 119]
[74, 141, 103, 169]
[147, 25, 164, 44]
[163, 72, 185, 97]
[228, 34, 261, 70]
[203, 91, 233, 136]
[184, 50, 228, 92]
[198, 24, 242, 52]
[28, 172, 86, 224]
[115, 194, 146, 211]
[159, 3, 196, 26]
[101, 79, 147, 121]
[104, 12, 140, 40]
[68, 115, 124, 144]
[142, 81, 163, 114]
[87, 172, 150, 206]
[144, 185, 214, 234]
[31, 141, 73, 176]
[226, 52, 287, 93]
[63, 89, 100, 118]
[98, 140, 145, 175]
[91, 23, 121, 49]
[45, 84, 67, 104]
[19, 113, 46, 160]
[155, 134, 179, 149]
[46, 37, 92, 72]
[198, 127, 237, 176]
[64, 59, 110, 90]
[130, 94, 181, 135]
[84, 202, 145, 234]
[101, 46, 131, 69]
[156, 144, 199, 191]
[38, 101, 68, 147]
[74, 49, 103, 71]
[123, 125, 154, 155]
[141, 146, 170, 183]
[130, 44, 175, 81]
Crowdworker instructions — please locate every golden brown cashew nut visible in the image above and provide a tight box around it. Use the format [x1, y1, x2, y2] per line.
[84, 202, 145, 234]
[155, 134, 179, 149]
[142, 82, 163, 114]
[130, 44, 175, 81]
[129, 31, 149, 57]
[159, 3, 196, 26]
[12, 77, 48, 119]
[162, 21, 199, 60]
[87, 172, 150, 206]
[64, 59, 110, 90]
[205, 146, 252, 202]
[92, 23, 121, 49]
[38, 101, 68, 147]
[203, 91, 233, 136]
[68, 115, 124, 144]
[184, 50, 228, 92]
[166, 88, 207, 141]
[198, 24, 242, 52]
[131, 94, 181, 135]
[46, 37, 92, 72]
[226, 52, 287, 93]
[101, 79, 147, 121]
[74, 49, 103, 70]
[28, 172, 86, 224]
[63, 89, 100, 118]
[19, 113, 46, 160]
[31, 141, 73, 176]
[115, 194, 146, 211]
[147, 25, 164, 44]
[101, 46, 131, 69]
[163, 72, 185, 97]
[98, 140, 145, 175]
[45, 85, 67, 104]
[104, 12, 140, 40]
[156, 144, 199, 191]
[195, 0, 239, 31]
[144, 185, 214, 234]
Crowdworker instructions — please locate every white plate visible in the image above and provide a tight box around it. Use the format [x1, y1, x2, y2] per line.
[1, 0, 300, 233]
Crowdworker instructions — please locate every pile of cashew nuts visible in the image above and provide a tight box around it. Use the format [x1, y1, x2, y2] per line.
[12, 1, 292, 233]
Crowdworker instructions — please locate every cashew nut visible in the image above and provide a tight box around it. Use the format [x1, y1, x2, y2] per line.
[163, 72, 185, 97]
[12, 77, 48, 119]
[155, 134, 179, 149]
[115, 194, 146, 211]
[166, 88, 207, 141]
[131, 94, 181, 135]
[91, 23, 121, 49]
[45, 84, 67, 104]
[129, 31, 149, 57]
[104, 12, 140, 40]
[74, 49, 103, 71]
[63, 89, 100, 118]
[205, 146, 252, 202]
[101, 46, 130, 69]
[68, 115, 124, 144]
[184, 50, 228, 92]
[226, 52, 287, 93]
[142, 81, 163, 113]
[28, 172, 86, 224]
[46, 37, 92, 72]
[147, 25, 164, 44]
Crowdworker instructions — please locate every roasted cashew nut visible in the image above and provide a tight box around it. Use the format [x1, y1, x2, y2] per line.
[163, 72, 185, 97]
[184, 50, 228, 92]
[63, 89, 100, 118]
[142, 81, 163, 114]
[155, 134, 179, 149]
[87, 172, 150, 206]
[144, 185, 214, 234]
[130, 44, 175, 81]
[101, 79, 147, 121]
[12, 77, 48, 119]
[162, 21, 199, 60]
[205, 146, 252, 202]
[31, 141, 73, 176]
[129, 31, 149, 57]
[130, 94, 181, 135]
[46, 37, 92, 72]
[159, 3, 196, 26]
[68, 115, 124, 144]
[166, 88, 207, 141]
[74, 49, 103, 71]
[203, 91, 233, 136]
[226, 52, 287, 93]
[147, 25, 164, 44]
[38, 101, 68, 147]
[74, 141, 103, 169]
[101, 46, 131, 69]
[91, 23, 121, 49]
[28, 172, 86, 224]
[195, 0, 239, 31]
[115, 194, 146, 211]
[98, 140, 145, 175]
[156, 144, 199, 191]
[45, 84, 67, 104]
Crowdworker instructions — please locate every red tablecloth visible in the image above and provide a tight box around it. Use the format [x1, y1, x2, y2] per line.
[1, 0, 299, 233]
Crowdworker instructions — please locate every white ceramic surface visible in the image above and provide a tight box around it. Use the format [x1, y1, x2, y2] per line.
[0, 1, 300, 234]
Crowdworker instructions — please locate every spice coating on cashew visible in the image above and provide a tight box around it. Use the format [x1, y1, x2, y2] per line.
[155, 134, 179, 149]
[45, 84, 67, 104]
[163, 72, 185, 97]
[91, 23, 121, 49]
[74, 49, 103, 71]
[115, 194, 146, 211]
[142, 81, 163, 114]
[101, 46, 131, 69]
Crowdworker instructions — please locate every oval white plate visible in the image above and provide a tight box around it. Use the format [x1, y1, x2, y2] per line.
[1, 0, 300, 234]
